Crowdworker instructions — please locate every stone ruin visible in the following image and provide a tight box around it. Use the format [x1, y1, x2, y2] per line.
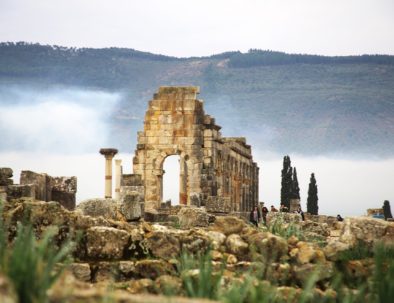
[0, 167, 77, 210]
[114, 86, 259, 218]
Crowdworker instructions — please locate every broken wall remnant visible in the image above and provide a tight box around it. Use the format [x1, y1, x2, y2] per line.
[20, 170, 77, 209]
[131, 86, 259, 213]
[0, 168, 77, 209]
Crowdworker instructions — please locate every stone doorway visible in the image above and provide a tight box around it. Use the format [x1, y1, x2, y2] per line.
[162, 155, 181, 205]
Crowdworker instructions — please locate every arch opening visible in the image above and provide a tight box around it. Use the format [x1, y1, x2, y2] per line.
[162, 155, 181, 205]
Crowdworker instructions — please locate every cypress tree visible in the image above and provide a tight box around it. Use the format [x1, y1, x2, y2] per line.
[307, 173, 318, 215]
[291, 167, 300, 199]
[281, 155, 293, 209]
[383, 200, 393, 220]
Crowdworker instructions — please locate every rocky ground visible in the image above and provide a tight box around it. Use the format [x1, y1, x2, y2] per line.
[1, 198, 393, 303]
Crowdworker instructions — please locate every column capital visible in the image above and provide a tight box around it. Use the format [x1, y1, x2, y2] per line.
[99, 148, 118, 159]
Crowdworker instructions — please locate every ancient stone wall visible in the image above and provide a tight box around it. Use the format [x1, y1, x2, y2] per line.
[132, 87, 259, 213]
[0, 168, 77, 210]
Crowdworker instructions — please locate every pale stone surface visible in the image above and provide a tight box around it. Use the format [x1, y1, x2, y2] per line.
[93, 261, 116, 282]
[178, 207, 212, 228]
[210, 216, 247, 236]
[293, 262, 334, 285]
[154, 275, 183, 295]
[145, 230, 180, 260]
[295, 241, 317, 264]
[338, 216, 392, 246]
[0, 273, 17, 303]
[69, 263, 91, 282]
[246, 232, 288, 261]
[226, 234, 249, 256]
[135, 259, 175, 279]
[77, 198, 122, 221]
[119, 261, 135, 276]
[86, 227, 130, 259]
[206, 231, 226, 250]
[119, 187, 143, 221]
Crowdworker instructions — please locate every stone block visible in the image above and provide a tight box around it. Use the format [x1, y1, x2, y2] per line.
[206, 196, 231, 213]
[119, 186, 143, 221]
[51, 176, 77, 193]
[135, 259, 175, 280]
[70, 263, 91, 282]
[77, 198, 121, 220]
[20, 170, 51, 201]
[6, 184, 35, 201]
[93, 261, 117, 282]
[51, 190, 75, 210]
[189, 192, 201, 207]
[122, 174, 143, 186]
[86, 227, 130, 260]
[178, 206, 213, 228]
[0, 186, 7, 202]
[0, 167, 13, 186]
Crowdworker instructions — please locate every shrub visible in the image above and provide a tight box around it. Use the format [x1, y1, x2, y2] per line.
[336, 240, 373, 262]
[268, 213, 304, 240]
[372, 243, 394, 303]
[178, 250, 224, 300]
[0, 201, 74, 303]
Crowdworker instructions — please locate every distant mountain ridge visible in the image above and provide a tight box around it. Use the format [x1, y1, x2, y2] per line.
[1, 42, 394, 156]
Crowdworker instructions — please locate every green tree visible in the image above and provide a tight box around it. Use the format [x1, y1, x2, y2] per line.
[281, 155, 293, 209]
[307, 173, 318, 215]
[291, 167, 300, 199]
[383, 200, 393, 220]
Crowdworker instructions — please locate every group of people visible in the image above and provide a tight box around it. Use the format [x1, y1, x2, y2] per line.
[249, 203, 346, 227]
[249, 203, 305, 227]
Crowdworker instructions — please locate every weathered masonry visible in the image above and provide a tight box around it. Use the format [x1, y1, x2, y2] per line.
[131, 86, 259, 213]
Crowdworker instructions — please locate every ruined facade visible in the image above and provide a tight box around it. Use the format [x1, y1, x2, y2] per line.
[131, 87, 259, 213]
[0, 168, 77, 210]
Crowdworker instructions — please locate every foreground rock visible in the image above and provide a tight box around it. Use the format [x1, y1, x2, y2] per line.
[86, 227, 130, 259]
[77, 198, 124, 221]
[210, 216, 247, 235]
[119, 187, 143, 221]
[178, 207, 214, 228]
[2, 198, 394, 303]
[0, 273, 17, 303]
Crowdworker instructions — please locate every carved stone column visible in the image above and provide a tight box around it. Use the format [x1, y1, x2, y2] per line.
[114, 159, 122, 200]
[99, 148, 118, 199]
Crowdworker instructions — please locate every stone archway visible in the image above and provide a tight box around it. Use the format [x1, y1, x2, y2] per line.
[132, 87, 204, 210]
[131, 86, 260, 214]
[160, 153, 190, 206]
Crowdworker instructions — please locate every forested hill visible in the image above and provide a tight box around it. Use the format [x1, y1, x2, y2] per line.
[1, 42, 394, 156]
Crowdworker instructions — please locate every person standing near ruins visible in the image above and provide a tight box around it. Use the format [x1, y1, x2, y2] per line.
[249, 206, 260, 227]
[297, 206, 305, 221]
[261, 203, 269, 225]
[270, 205, 278, 212]
[280, 204, 288, 212]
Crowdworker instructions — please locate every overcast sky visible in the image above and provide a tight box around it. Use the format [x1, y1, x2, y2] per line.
[0, 0, 393, 57]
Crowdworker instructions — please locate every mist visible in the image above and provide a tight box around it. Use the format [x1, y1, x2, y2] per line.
[1, 85, 393, 216]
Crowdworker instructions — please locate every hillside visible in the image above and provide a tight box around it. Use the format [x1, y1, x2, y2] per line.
[1, 42, 394, 156]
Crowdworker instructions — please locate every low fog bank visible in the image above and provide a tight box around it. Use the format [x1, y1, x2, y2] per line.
[0, 85, 121, 153]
